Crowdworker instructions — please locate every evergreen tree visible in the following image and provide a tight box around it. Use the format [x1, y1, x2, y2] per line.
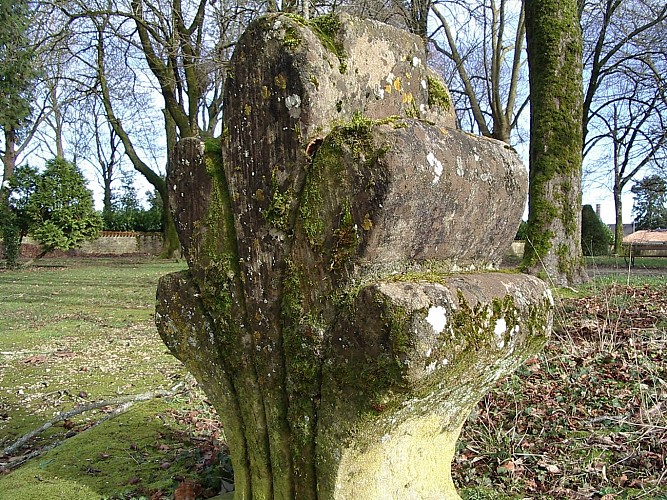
[631, 175, 667, 230]
[581, 204, 612, 256]
[0, 0, 37, 182]
[27, 158, 102, 257]
[0, 164, 38, 267]
[0, 0, 38, 264]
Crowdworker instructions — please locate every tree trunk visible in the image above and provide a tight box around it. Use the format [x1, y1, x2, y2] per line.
[102, 163, 113, 219]
[522, 0, 587, 285]
[159, 196, 180, 258]
[613, 181, 624, 255]
[2, 127, 17, 187]
[1, 128, 19, 266]
[159, 108, 180, 258]
[50, 86, 65, 159]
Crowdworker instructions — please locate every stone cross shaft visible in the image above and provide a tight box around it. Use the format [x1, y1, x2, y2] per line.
[156, 13, 552, 500]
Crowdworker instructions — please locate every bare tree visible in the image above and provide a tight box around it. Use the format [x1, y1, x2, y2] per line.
[581, 0, 667, 251]
[581, 0, 667, 143]
[430, 0, 528, 144]
[585, 63, 667, 251]
[41, 0, 258, 256]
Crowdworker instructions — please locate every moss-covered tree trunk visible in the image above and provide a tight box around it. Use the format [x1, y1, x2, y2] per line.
[522, 0, 588, 285]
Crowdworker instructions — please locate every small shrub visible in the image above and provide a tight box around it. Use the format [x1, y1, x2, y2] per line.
[1, 218, 21, 268]
[581, 204, 611, 256]
[514, 220, 528, 241]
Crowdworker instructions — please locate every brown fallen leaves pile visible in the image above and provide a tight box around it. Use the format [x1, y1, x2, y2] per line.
[453, 282, 667, 499]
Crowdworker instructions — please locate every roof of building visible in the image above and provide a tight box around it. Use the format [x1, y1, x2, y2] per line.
[623, 229, 667, 244]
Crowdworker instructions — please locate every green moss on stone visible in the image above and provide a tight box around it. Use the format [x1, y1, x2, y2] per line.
[299, 112, 393, 248]
[264, 166, 294, 232]
[331, 201, 360, 271]
[427, 76, 451, 111]
[283, 25, 302, 51]
[200, 138, 240, 326]
[281, 259, 324, 494]
[274, 74, 288, 90]
[309, 14, 347, 73]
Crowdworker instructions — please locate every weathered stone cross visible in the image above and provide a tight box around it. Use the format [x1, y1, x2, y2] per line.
[156, 13, 552, 499]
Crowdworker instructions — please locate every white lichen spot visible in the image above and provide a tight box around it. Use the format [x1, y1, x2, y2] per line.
[421, 79, 427, 90]
[244, 150, 249, 158]
[272, 20, 282, 30]
[545, 288, 554, 306]
[419, 103, 427, 114]
[373, 83, 385, 100]
[456, 156, 465, 176]
[494, 318, 507, 349]
[412, 57, 422, 67]
[385, 72, 395, 84]
[426, 152, 443, 184]
[425, 306, 447, 334]
[425, 360, 437, 374]
[285, 94, 302, 118]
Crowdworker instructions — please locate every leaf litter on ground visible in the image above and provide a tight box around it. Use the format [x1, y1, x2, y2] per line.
[454, 279, 667, 499]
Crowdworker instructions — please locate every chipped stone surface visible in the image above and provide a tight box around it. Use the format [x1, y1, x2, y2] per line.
[297, 119, 527, 271]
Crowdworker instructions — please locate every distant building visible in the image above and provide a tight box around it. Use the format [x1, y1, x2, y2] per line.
[607, 223, 636, 237]
[624, 229, 667, 244]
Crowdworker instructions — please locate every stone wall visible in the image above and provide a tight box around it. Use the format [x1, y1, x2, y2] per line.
[4, 232, 164, 258]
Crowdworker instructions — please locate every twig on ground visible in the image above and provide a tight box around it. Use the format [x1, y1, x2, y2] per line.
[2, 384, 185, 457]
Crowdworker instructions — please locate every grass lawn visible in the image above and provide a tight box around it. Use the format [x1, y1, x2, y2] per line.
[1, 257, 665, 499]
[0, 258, 229, 499]
[585, 254, 667, 271]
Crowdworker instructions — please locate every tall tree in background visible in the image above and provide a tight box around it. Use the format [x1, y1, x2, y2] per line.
[52, 0, 252, 257]
[92, 13, 180, 255]
[0, 0, 38, 187]
[580, 0, 667, 253]
[631, 174, 667, 230]
[0, 0, 40, 265]
[588, 90, 667, 253]
[581, 0, 667, 144]
[431, 0, 527, 144]
[523, 0, 587, 285]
